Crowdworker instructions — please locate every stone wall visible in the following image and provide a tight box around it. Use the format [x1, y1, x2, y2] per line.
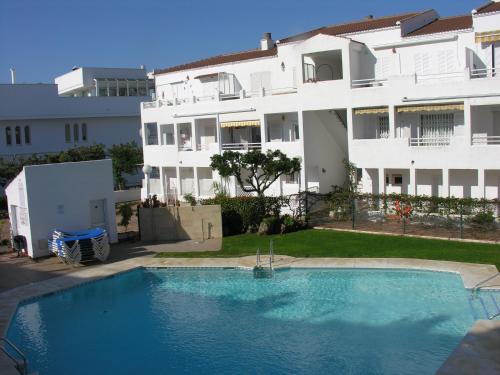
[139, 205, 222, 242]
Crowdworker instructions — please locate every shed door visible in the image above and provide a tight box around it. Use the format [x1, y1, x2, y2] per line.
[90, 199, 106, 228]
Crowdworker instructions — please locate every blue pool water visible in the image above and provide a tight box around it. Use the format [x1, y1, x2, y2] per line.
[6, 268, 497, 374]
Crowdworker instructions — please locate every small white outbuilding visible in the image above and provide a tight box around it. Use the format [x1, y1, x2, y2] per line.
[5, 159, 118, 258]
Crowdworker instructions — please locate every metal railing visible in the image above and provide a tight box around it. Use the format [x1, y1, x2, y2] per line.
[351, 78, 388, 88]
[221, 142, 261, 151]
[472, 134, 500, 145]
[178, 144, 194, 151]
[142, 101, 157, 109]
[416, 71, 464, 82]
[0, 338, 27, 375]
[409, 137, 451, 147]
[470, 67, 497, 79]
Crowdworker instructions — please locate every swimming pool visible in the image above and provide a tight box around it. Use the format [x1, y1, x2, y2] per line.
[6, 267, 498, 374]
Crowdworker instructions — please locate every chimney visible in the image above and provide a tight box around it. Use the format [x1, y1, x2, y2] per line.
[365, 15, 374, 20]
[140, 64, 146, 70]
[260, 32, 273, 51]
[10, 68, 16, 84]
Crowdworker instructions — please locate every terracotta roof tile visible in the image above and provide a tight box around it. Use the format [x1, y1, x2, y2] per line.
[476, 1, 500, 14]
[155, 48, 277, 75]
[155, 11, 421, 75]
[406, 15, 472, 36]
[279, 12, 421, 43]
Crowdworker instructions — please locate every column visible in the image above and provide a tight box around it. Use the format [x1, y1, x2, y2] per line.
[95, 80, 99, 97]
[478, 168, 485, 199]
[388, 104, 396, 138]
[159, 167, 166, 202]
[409, 167, 416, 196]
[259, 113, 266, 150]
[464, 100, 472, 146]
[126, 80, 130, 96]
[442, 169, 449, 197]
[346, 107, 354, 156]
[193, 167, 200, 198]
[378, 168, 385, 195]
[191, 121, 197, 151]
[176, 166, 181, 199]
[298, 110, 307, 191]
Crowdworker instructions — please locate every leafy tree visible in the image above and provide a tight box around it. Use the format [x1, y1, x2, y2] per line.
[0, 144, 106, 183]
[210, 150, 301, 197]
[108, 142, 143, 190]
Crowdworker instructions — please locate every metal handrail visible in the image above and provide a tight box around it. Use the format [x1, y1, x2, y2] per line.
[472, 273, 500, 295]
[351, 78, 388, 88]
[471, 135, 500, 145]
[0, 338, 27, 375]
[409, 137, 451, 146]
[221, 142, 261, 150]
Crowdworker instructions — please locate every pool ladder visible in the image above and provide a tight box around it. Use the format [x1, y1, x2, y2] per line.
[254, 240, 274, 279]
[469, 273, 500, 320]
[0, 337, 28, 375]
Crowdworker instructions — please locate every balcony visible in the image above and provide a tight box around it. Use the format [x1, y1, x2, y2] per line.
[409, 137, 451, 147]
[472, 135, 500, 145]
[221, 142, 261, 151]
[351, 78, 387, 88]
[470, 67, 498, 79]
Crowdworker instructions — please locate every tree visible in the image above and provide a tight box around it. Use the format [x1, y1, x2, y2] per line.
[210, 150, 301, 197]
[0, 144, 106, 183]
[108, 142, 143, 190]
[118, 203, 133, 232]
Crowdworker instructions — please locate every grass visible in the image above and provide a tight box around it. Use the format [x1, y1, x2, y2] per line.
[155, 229, 500, 269]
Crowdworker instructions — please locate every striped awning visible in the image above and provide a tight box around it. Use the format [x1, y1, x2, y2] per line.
[475, 30, 500, 43]
[397, 103, 464, 113]
[354, 107, 389, 115]
[220, 120, 261, 128]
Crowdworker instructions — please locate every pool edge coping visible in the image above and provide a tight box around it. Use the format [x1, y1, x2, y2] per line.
[1, 256, 500, 375]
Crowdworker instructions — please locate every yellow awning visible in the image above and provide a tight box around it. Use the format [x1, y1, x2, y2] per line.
[354, 107, 389, 115]
[397, 104, 464, 113]
[475, 30, 500, 43]
[220, 120, 261, 128]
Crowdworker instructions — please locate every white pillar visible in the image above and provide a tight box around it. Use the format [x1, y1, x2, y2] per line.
[464, 100, 472, 146]
[442, 169, 449, 197]
[378, 168, 385, 195]
[176, 166, 182, 198]
[409, 167, 416, 196]
[194, 167, 200, 198]
[260, 113, 266, 149]
[298, 110, 307, 190]
[478, 168, 485, 198]
[94, 79, 99, 97]
[346, 107, 354, 157]
[126, 80, 130, 96]
[192, 121, 197, 151]
[159, 167, 166, 202]
[388, 104, 396, 138]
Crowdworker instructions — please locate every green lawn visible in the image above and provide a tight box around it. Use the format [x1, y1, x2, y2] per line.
[156, 229, 500, 269]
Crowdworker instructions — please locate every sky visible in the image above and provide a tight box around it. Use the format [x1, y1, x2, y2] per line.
[0, 0, 485, 84]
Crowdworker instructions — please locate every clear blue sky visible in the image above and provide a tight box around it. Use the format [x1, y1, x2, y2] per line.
[0, 0, 483, 83]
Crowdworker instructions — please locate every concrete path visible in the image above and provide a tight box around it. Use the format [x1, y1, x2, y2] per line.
[0, 238, 221, 293]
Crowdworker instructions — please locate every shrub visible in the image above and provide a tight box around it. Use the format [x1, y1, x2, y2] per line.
[0, 196, 6, 211]
[281, 215, 303, 234]
[201, 196, 288, 234]
[183, 193, 197, 206]
[118, 203, 133, 231]
[260, 216, 281, 235]
[221, 210, 243, 236]
[471, 211, 495, 226]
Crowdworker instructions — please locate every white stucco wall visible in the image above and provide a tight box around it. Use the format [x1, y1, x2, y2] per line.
[5, 159, 117, 258]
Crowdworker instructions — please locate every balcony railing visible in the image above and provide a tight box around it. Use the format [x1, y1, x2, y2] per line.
[178, 144, 194, 151]
[351, 78, 387, 88]
[470, 67, 497, 79]
[472, 134, 500, 145]
[221, 142, 261, 151]
[409, 137, 451, 147]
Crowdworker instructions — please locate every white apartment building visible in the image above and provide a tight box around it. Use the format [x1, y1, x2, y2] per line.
[1, 67, 153, 186]
[141, 1, 500, 202]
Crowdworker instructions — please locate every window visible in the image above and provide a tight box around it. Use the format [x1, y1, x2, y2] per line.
[145, 123, 158, 145]
[15, 126, 21, 145]
[65, 124, 71, 142]
[378, 116, 389, 138]
[118, 80, 127, 96]
[420, 113, 454, 139]
[24, 126, 30, 144]
[73, 123, 79, 142]
[128, 81, 138, 96]
[393, 175, 403, 185]
[160, 124, 175, 145]
[82, 123, 87, 141]
[5, 127, 12, 145]
[98, 87, 108, 96]
[284, 172, 300, 184]
[109, 86, 117, 96]
[150, 167, 160, 179]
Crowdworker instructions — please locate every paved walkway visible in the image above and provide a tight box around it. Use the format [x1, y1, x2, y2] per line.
[0, 238, 221, 293]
